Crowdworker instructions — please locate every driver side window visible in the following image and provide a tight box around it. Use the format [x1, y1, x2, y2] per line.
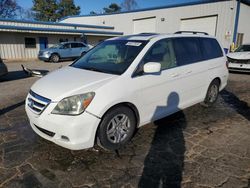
[142, 39, 177, 70]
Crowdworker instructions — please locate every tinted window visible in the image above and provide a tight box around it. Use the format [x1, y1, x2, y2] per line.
[200, 38, 223, 59]
[25, 38, 36, 48]
[173, 37, 202, 66]
[71, 43, 85, 48]
[141, 39, 177, 70]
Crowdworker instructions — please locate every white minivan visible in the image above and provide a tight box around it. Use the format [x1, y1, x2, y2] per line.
[25, 32, 228, 150]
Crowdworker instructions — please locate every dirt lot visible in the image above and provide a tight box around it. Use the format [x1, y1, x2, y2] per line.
[0, 61, 249, 188]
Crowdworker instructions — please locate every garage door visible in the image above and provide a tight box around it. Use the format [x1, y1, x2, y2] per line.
[133, 17, 156, 34]
[180, 16, 217, 36]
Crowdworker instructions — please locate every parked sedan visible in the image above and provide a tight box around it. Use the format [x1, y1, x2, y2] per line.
[0, 58, 8, 77]
[38, 42, 93, 63]
[227, 44, 250, 72]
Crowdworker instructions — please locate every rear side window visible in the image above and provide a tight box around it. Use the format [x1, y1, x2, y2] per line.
[71, 43, 85, 48]
[173, 37, 203, 66]
[200, 38, 223, 60]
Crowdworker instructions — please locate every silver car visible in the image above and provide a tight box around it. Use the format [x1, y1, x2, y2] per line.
[0, 58, 8, 77]
[38, 42, 92, 63]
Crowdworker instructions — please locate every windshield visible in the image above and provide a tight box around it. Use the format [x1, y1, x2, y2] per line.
[71, 40, 148, 75]
[49, 44, 62, 49]
[235, 45, 250, 52]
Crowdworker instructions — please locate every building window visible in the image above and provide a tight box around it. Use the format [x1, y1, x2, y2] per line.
[25, 38, 36, 48]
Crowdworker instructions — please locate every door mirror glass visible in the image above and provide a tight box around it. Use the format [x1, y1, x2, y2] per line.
[143, 62, 161, 73]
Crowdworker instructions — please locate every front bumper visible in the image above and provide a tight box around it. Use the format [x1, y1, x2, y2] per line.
[228, 63, 250, 73]
[25, 95, 101, 150]
[38, 53, 50, 61]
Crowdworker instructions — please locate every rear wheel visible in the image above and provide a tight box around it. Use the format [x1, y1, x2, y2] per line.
[97, 106, 136, 150]
[203, 79, 220, 107]
[50, 54, 60, 63]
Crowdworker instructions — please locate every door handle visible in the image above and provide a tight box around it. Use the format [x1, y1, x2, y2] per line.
[171, 73, 180, 78]
[186, 70, 192, 74]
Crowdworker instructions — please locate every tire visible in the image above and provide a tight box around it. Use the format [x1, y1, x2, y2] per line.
[97, 106, 136, 150]
[81, 51, 86, 57]
[203, 79, 220, 107]
[50, 54, 60, 63]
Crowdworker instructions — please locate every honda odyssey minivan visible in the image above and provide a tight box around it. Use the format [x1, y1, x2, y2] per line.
[25, 32, 228, 150]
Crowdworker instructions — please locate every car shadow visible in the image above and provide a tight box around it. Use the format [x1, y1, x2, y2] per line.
[0, 100, 25, 116]
[138, 92, 186, 188]
[221, 89, 250, 121]
[0, 70, 30, 82]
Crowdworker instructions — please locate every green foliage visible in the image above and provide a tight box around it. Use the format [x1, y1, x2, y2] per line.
[103, 3, 121, 14]
[58, 0, 80, 18]
[32, 0, 58, 21]
[32, 0, 80, 22]
[0, 0, 21, 18]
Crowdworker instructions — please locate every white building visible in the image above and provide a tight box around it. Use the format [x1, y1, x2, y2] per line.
[61, 0, 250, 51]
[0, 19, 123, 60]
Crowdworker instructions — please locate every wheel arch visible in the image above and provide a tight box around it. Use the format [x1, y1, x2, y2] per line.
[50, 52, 60, 59]
[100, 102, 140, 127]
[212, 77, 221, 89]
[94, 102, 140, 144]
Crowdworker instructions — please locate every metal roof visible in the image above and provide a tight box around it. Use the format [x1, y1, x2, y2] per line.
[60, 0, 230, 21]
[0, 18, 114, 30]
[0, 25, 123, 36]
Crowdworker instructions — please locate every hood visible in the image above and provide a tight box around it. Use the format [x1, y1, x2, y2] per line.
[31, 66, 117, 101]
[39, 48, 55, 53]
[227, 52, 250, 60]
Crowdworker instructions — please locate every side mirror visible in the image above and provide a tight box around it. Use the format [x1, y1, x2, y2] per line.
[143, 62, 161, 74]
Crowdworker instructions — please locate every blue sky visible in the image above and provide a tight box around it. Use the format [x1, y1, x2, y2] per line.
[18, 0, 201, 15]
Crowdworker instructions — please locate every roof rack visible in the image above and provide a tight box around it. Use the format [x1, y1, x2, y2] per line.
[138, 33, 158, 36]
[174, 31, 209, 35]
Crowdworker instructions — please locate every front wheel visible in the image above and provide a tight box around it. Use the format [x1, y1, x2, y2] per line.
[203, 79, 220, 107]
[50, 54, 60, 63]
[97, 106, 136, 150]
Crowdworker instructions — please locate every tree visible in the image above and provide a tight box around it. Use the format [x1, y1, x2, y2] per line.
[32, 0, 80, 22]
[57, 0, 80, 18]
[103, 3, 121, 14]
[32, 0, 58, 21]
[0, 0, 21, 18]
[121, 0, 138, 11]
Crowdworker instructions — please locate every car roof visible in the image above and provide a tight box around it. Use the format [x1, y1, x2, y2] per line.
[108, 32, 215, 41]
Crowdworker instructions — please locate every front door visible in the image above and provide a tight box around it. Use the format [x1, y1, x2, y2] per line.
[133, 39, 184, 124]
[60, 43, 73, 58]
[39, 37, 48, 50]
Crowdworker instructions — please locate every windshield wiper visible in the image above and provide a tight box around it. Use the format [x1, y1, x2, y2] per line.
[82, 67, 107, 73]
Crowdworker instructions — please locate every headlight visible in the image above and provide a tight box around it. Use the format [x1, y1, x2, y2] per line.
[52, 92, 95, 115]
[43, 51, 51, 55]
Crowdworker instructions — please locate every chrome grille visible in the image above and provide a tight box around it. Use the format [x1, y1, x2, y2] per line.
[227, 57, 250, 64]
[28, 90, 51, 114]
